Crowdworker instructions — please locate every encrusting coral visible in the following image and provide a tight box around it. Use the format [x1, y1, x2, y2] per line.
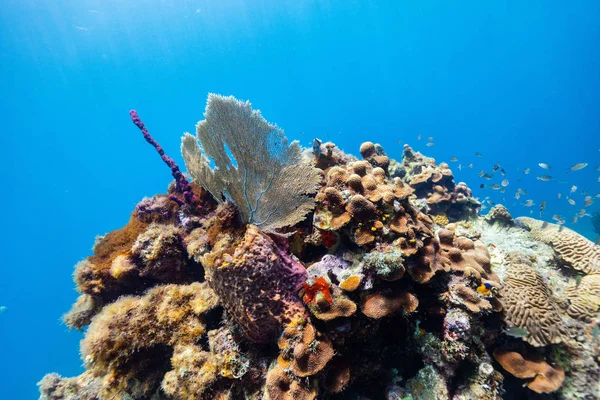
[40, 94, 600, 400]
[493, 348, 565, 394]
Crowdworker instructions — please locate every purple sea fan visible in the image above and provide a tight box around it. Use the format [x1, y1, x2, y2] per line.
[204, 225, 307, 343]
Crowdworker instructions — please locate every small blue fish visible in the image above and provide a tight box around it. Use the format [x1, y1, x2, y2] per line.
[0, 306, 7, 314]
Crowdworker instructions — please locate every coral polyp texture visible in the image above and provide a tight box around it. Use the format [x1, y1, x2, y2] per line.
[40, 95, 600, 400]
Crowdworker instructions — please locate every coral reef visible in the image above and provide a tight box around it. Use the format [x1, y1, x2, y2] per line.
[41, 95, 600, 400]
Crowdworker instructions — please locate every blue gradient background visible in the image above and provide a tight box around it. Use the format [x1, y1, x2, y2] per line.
[1, 1, 599, 398]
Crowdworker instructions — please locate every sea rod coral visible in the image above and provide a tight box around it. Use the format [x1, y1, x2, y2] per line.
[40, 94, 600, 400]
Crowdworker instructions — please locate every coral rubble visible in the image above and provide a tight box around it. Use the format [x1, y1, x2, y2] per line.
[40, 95, 600, 400]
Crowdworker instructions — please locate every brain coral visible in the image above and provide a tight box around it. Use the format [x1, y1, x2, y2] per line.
[202, 224, 307, 343]
[565, 273, 600, 321]
[517, 216, 600, 274]
[500, 262, 569, 347]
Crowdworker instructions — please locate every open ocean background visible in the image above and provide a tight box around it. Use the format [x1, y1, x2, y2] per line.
[1, 1, 599, 398]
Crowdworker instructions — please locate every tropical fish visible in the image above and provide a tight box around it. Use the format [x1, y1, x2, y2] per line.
[540, 201, 546, 216]
[566, 163, 588, 171]
[427, 136, 434, 141]
[475, 152, 483, 157]
[492, 164, 500, 172]
[515, 192, 521, 200]
[501, 179, 509, 187]
[483, 174, 493, 180]
[500, 187, 506, 193]
[523, 200, 534, 207]
[458, 164, 463, 170]
[476, 282, 493, 296]
[480, 184, 485, 189]
[479, 170, 485, 177]
[490, 184, 501, 190]
[312, 138, 322, 157]
[417, 134, 422, 140]
[538, 163, 551, 169]
[450, 157, 458, 162]
[425, 142, 435, 147]
[553, 214, 565, 224]
[524, 168, 530, 175]
[0, 306, 6, 314]
[570, 185, 577, 193]
[568, 199, 576, 206]
[584, 196, 593, 207]
[557, 193, 562, 199]
[468, 163, 473, 168]
[503, 326, 529, 338]
[537, 175, 553, 181]
[500, 168, 506, 176]
[572, 215, 578, 224]
[578, 209, 587, 217]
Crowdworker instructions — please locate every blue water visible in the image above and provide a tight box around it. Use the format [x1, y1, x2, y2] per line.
[1, 1, 599, 398]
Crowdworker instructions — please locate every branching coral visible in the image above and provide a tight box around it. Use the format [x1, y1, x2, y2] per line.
[181, 94, 322, 232]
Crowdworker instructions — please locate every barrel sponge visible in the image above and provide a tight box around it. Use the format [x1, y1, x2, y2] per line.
[203, 224, 307, 343]
[565, 273, 600, 321]
[500, 263, 569, 347]
[493, 349, 565, 394]
[517, 216, 600, 274]
[360, 291, 418, 319]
